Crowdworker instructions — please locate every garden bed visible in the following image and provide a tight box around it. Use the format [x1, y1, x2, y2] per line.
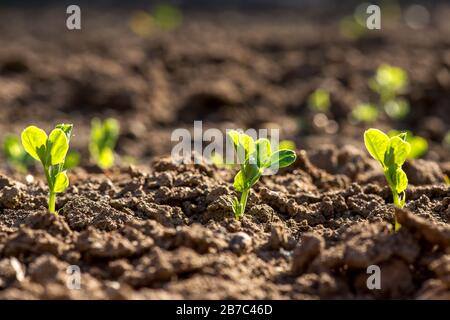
[0, 7, 449, 299]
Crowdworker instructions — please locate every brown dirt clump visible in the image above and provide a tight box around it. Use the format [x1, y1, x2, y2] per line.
[0, 147, 449, 299]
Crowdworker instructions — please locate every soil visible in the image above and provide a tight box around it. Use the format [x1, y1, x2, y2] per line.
[0, 6, 449, 299]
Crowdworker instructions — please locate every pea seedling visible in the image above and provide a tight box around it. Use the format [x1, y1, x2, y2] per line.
[89, 118, 120, 169]
[308, 89, 330, 113]
[21, 124, 73, 214]
[228, 130, 297, 219]
[364, 128, 411, 230]
[3, 134, 33, 173]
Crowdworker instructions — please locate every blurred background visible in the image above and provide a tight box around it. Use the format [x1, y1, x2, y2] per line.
[0, 0, 449, 175]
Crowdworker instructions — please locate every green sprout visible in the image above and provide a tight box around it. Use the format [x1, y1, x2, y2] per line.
[389, 130, 428, 159]
[308, 89, 331, 113]
[21, 124, 73, 214]
[369, 64, 409, 120]
[352, 103, 379, 123]
[152, 3, 182, 31]
[89, 118, 120, 169]
[228, 130, 297, 219]
[364, 128, 411, 231]
[3, 134, 33, 173]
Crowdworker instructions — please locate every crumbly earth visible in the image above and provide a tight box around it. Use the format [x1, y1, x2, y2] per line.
[0, 147, 449, 299]
[0, 7, 449, 299]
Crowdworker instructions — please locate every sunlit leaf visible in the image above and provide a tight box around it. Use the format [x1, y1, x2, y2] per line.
[21, 126, 47, 162]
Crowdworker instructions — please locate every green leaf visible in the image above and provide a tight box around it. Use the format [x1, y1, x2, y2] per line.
[278, 140, 296, 151]
[388, 130, 428, 159]
[228, 130, 255, 164]
[48, 129, 69, 165]
[242, 162, 262, 188]
[98, 148, 114, 169]
[395, 168, 408, 194]
[227, 130, 240, 148]
[387, 136, 411, 166]
[233, 171, 245, 192]
[56, 124, 74, 140]
[238, 133, 255, 157]
[364, 128, 389, 165]
[21, 126, 48, 163]
[53, 171, 69, 193]
[269, 149, 297, 169]
[255, 138, 271, 167]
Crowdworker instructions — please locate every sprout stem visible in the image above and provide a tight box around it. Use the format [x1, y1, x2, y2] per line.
[48, 191, 56, 214]
[238, 189, 250, 218]
[392, 191, 402, 231]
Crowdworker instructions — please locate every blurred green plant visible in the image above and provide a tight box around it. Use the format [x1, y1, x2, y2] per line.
[352, 103, 379, 123]
[445, 131, 450, 146]
[369, 64, 410, 120]
[340, 16, 368, 39]
[153, 3, 182, 31]
[364, 128, 411, 231]
[3, 134, 33, 173]
[64, 151, 81, 170]
[389, 130, 428, 159]
[383, 98, 410, 120]
[21, 124, 73, 214]
[90, 118, 120, 169]
[129, 4, 182, 37]
[308, 89, 331, 113]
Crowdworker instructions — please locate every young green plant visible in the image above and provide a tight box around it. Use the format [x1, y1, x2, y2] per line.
[89, 118, 120, 169]
[228, 130, 297, 219]
[369, 64, 409, 120]
[308, 89, 330, 113]
[3, 134, 33, 173]
[352, 103, 379, 124]
[364, 128, 411, 230]
[21, 124, 73, 214]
